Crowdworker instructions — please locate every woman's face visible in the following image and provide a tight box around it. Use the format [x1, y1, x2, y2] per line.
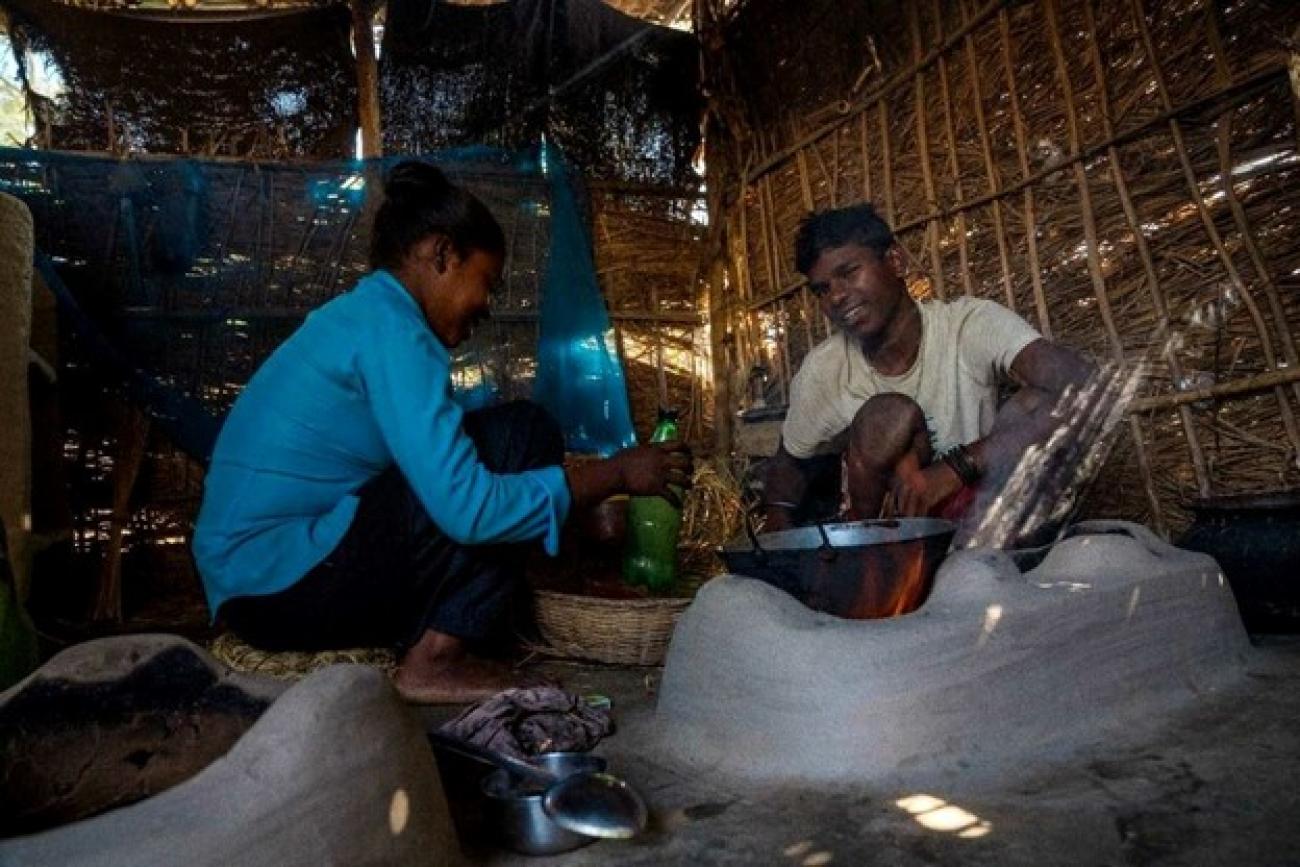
[413, 245, 502, 348]
[437, 247, 502, 347]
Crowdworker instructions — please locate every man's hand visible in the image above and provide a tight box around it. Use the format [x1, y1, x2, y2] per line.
[611, 441, 694, 507]
[890, 458, 963, 517]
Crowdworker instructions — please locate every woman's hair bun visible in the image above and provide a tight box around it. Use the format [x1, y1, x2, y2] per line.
[383, 161, 452, 200]
[369, 159, 505, 270]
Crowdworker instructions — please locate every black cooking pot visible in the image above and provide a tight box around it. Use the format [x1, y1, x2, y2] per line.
[1177, 490, 1300, 633]
[718, 518, 957, 620]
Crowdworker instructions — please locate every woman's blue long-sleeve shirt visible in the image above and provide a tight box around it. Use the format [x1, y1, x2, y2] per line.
[192, 269, 571, 615]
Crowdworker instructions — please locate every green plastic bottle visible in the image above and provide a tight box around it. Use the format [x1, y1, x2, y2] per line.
[622, 409, 683, 594]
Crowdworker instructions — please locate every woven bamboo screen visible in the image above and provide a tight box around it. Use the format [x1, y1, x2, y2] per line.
[592, 183, 712, 443]
[701, 0, 1300, 534]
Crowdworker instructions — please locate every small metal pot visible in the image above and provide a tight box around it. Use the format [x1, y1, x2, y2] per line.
[719, 518, 956, 619]
[480, 752, 607, 856]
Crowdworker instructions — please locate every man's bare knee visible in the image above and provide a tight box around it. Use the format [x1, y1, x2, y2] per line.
[849, 393, 927, 467]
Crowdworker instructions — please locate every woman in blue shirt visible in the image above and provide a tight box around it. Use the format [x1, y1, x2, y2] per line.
[193, 162, 690, 703]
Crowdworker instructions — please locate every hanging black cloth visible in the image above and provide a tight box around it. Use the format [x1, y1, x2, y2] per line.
[0, 0, 357, 158]
[380, 0, 702, 185]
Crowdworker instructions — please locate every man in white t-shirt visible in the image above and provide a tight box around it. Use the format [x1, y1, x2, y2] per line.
[763, 203, 1094, 543]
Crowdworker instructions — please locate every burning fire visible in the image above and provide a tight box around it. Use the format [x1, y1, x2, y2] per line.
[842, 538, 931, 619]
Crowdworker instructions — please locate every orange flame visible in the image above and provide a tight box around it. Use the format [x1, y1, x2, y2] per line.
[844, 539, 930, 619]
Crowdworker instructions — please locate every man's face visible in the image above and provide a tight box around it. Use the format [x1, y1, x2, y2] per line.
[806, 243, 907, 343]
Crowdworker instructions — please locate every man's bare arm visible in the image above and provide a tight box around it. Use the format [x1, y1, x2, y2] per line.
[762, 441, 816, 531]
[1010, 338, 1096, 399]
[891, 338, 1095, 517]
[967, 338, 1096, 478]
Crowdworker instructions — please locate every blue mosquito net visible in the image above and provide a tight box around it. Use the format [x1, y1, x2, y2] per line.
[1, 144, 636, 460]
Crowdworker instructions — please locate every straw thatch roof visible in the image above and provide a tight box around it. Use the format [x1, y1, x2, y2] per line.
[40, 0, 693, 28]
[453, 0, 691, 28]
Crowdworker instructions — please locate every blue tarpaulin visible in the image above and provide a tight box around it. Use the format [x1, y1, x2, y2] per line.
[533, 144, 637, 455]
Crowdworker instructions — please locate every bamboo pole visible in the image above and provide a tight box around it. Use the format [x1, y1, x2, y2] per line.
[350, 0, 383, 158]
[1128, 0, 1300, 463]
[743, 278, 807, 313]
[960, 0, 1015, 311]
[753, 182, 779, 320]
[761, 175, 785, 312]
[1043, 0, 1165, 534]
[933, 0, 973, 297]
[796, 151, 816, 216]
[735, 203, 758, 384]
[711, 256, 734, 454]
[877, 101, 896, 226]
[859, 111, 873, 203]
[612, 318, 630, 374]
[1081, 0, 1211, 496]
[910, 3, 947, 301]
[777, 303, 793, 406]
[607, 311, 703, 324]
[800, 138, 832, 209]
[794, 152, 819, 352]
[830, 130, 841, 206]
[649, 282, 669, 407]
[1130, 367, 1300, 412]
[761, 177, 792, 403]
[747, 203, 766, 389]
[1292, 39, 1300, 159]
[733, 211, 754, 384]
[997, 7, 1052, 337]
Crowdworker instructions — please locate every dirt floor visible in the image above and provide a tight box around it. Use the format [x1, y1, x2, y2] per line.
[423, 635, 1300, 866]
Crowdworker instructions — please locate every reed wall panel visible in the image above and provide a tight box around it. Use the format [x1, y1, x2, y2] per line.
[701, 0, 1300, 532]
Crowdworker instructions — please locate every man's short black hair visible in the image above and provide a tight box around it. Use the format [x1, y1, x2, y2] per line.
[794, 203, 896, 275]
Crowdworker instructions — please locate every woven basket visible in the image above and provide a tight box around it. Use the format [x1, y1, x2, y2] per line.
[532, 590, 692, 666]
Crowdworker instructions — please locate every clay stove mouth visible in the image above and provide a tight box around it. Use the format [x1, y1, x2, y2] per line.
[718, 518, 956, 620]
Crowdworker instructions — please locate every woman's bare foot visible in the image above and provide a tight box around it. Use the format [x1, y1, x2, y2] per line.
[394, 629, 546, 704]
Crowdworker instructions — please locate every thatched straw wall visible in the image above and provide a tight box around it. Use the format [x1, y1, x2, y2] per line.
[591, 184, 712, 444]
[701, 0, 1300, 534]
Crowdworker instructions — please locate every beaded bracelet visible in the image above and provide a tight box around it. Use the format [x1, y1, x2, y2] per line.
[941, 444, 982, 487]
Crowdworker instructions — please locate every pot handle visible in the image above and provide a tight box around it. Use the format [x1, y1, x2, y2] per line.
[814, 521, 837, 562]
[741, 508, 836, 562]
[743, 502, 768, 562]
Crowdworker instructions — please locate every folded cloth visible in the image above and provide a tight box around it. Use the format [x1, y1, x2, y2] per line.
[439, 686, 613, 760]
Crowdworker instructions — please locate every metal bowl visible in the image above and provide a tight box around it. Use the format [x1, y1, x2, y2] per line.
[480, 752, 608, 855]
[719, 518, 957, 619]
